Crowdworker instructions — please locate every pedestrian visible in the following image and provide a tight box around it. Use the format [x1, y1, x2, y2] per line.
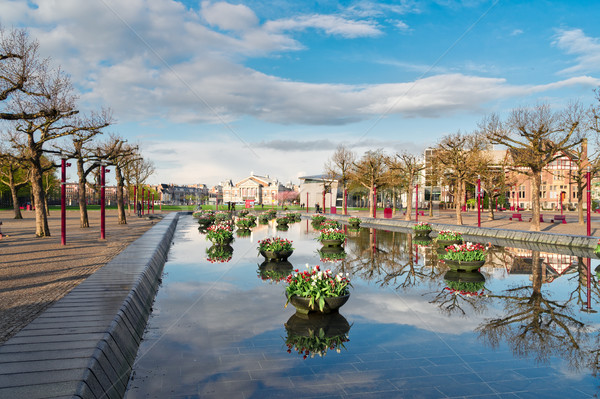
[0, 220, 3, 239]
[137, 201, 142, 217]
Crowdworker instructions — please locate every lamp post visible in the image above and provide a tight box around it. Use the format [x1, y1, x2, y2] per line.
[477, 175, 481, 228]
[587, 166, 592, 237]
[100, 164, 109, 240]
[60, 157, 71, 246]
[415, 184, 419, 222]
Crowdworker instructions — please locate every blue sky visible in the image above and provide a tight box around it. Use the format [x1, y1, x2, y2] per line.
[2, 0, 600, 186]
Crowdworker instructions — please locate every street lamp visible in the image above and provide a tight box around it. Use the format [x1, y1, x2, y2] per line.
[415, 183, 419, 222]
[61, 157, 71, 246]
[477, 175, 481, 228]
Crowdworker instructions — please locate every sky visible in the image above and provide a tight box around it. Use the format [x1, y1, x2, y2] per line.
[2, 0, 600, 187]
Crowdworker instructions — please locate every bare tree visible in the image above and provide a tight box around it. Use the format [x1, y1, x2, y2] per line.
[434, 132, 485, 225]
[100, 135, 140, 224]
[324, 145, 356, 214]
[387, 152, 424, 221]
[348, 149, 388, 217]
[0, 145, 28, 219]
[481, 103, 582, 231]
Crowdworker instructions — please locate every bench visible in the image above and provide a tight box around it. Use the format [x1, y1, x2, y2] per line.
[529, 214, 545, 222]
[595, 208, 600, 214]
[418, 211, 425, 216]
[551, 215, 567, 224]
[509, 213, 522, 221]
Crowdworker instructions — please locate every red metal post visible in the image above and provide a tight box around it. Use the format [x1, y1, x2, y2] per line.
[100, 165, 106, 240]
[477, 177, 481, 228]
[152, 193, 155, 214]
[141, 188, 145, 215]
[415, 184, 418, 222]
[587, 170, 592, 236]
[61, 158, 68, 245]
[147, 188, 150, 214]
[587, 257, 592, 310]
[560, 191, 564, 216]
[134, 186, 137, 212]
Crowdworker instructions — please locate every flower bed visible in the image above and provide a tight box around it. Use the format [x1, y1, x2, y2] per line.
[320, 219, 341, 229]
[317, 228, 346, 242]
[436, 230, 462, 241]
[347, 216, 361, 225]
[285, 265, 351, 312]
[443, 242, 487, 262]
[413, 222, 432, 231]
[258, 237, 294, 253]
[311, 214, 326, 224]
[236, 216, 255, 229]
[205, 222, 234, 245]
[285, 327, 350, 359]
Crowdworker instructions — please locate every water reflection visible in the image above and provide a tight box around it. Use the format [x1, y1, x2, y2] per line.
[126, 216, 600, 398]
[284, 312, 351, 359]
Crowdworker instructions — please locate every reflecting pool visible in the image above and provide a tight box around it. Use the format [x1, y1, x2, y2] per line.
[125, 215, 600, 398]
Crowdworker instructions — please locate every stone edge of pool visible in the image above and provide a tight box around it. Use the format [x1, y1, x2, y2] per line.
[0, 212, 181, 399]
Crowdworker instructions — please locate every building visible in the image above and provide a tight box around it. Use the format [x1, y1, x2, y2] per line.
[221, 173, 294, 206]
[155, 184, 209, 205]
[298, 175, 343, 211]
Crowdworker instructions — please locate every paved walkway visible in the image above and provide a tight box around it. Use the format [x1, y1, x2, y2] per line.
[0, 209, 156, 345]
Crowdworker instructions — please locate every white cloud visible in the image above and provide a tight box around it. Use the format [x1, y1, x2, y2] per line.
[554, 28, 600, 74]
[201, 1, 259, 31]
[510, 28, 523, 36]
[265, 14, 383, 38]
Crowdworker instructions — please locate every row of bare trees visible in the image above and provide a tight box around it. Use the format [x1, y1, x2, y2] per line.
[0, 26, 154, 236]
[326, 97, 600, 232]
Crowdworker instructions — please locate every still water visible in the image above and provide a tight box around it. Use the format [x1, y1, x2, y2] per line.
[125, 215, 600, 398]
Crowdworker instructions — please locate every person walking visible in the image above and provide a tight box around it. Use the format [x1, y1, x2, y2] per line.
[137, 201, 142, 217]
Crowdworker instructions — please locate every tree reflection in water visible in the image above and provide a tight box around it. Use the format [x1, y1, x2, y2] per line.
[476, 250, 591, 372]
[343, 228, 445, 289]
[344, 228, 600, 378]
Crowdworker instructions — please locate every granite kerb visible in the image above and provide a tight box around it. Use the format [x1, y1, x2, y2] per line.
[0, 212, 181, 399]
[303, 214, 599, 258]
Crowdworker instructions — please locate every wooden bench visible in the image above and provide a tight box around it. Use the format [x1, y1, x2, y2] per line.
[509, 213, 522, 221]
[551, 215, 567, 224]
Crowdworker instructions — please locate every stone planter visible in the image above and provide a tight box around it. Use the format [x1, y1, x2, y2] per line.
[319, 239, 344, 247]
[260, 249, 293, 261]
[287, 294, 350, 315]
[413, 229, 432, 237]
[444, 259, 485, 272]
[436, 239, 462, 248]
[210, 236, 234, 246]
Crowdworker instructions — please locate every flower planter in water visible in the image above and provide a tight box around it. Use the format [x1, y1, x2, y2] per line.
[437, 239, 462, 247]
[260, 249, 293, 261]
[210, 236, 234, 246]
[413, 229, 432, 237]
[320, 239, 344, 247]
[287, 294, 350, 315]
[444, 259, 485, 272]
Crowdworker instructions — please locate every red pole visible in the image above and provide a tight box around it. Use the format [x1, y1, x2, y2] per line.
[415, 184, 418, 222]
[322, 190, 326, 214]
[477, 176, 481, 228]
[61, 158, 67, 245]
[587, 257, 592, 310]
[306, 192, 309, 213]
[152, 193, 155, 214]
[373, 185, 377, 219]
[587, 169, 592, 236]
[100, 165, 106, 240]
[134, 186, 137, 212]
[147, 188, 150, 214]
[160, 192, 162, 211]
[141, 188, 145, 215]
[344, 189, 348, 215]
[560, 192, 564, 216]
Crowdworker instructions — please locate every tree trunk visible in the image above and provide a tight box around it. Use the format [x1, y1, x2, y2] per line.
[454, 181, 463, 225]
[404, 187, 412, 221]
[488, 195, 495, 221]
[530, 171, 541, 231]
[577, 184, 584, 225]
[77, 160, 90, 228]
[368, 187, 374, 217]
[115, 166, 126, 224]
[30, 166, 50, 237]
